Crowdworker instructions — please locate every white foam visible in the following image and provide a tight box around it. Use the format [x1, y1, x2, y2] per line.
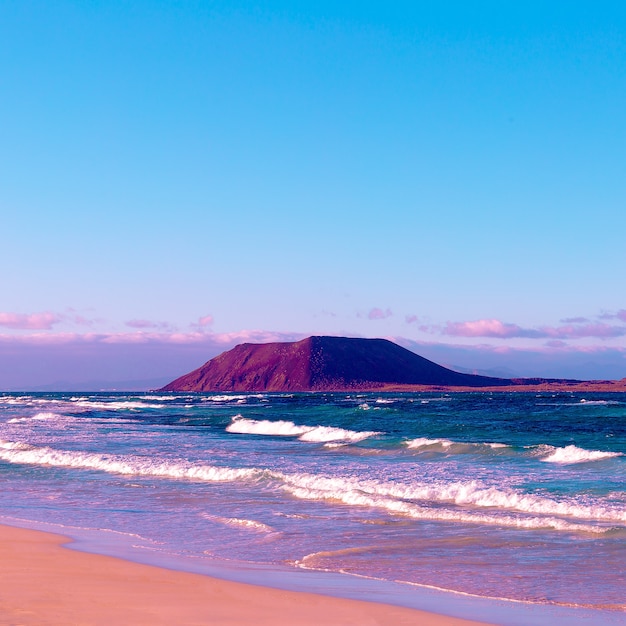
[141, 395, 181, 401]
[226, 416, 379, 443]
[2, 437, 622, 533]
[0, 440, 264, 483]
[203, 395, 264, 403]
[299, 426, 378, 443]
[74, 400, 165, 410]
[278, 472, 626, 526]
[226, 416, 310, 437]
[541, 445, 622, 464]
[405, 438, 509, 452]
[280, 474, 610, 533]
[0, 439, 31, 450]
[8, 412, 64, 424]
[201, 513, 275, 533]
[406, 437, 454, 449]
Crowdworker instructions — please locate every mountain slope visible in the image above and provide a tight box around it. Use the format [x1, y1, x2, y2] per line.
[160, 336, 512, 391]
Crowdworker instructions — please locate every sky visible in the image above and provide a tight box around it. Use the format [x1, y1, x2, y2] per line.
[1, 1, 625, 389]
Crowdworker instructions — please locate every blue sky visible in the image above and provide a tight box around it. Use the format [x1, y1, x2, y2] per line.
[1, 1, 625, 388]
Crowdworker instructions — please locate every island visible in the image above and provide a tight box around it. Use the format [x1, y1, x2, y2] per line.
[160, 336, 626, 393]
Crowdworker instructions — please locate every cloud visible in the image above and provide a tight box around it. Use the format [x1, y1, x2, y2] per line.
[188, 314, 214, 330]
[545, 340, 568, 348]
[0, 329, 304, 347]
[368, 308, 392, 320]
[393, 336, 626, 380]
[197, 315, 214, 327]
[444, 319, 532, 338]
[405, 315, 419, 324]
[125, 319, 172, 330]
[560, 317, 589, 324]
[599, 309, 626, 322]
[0, 311, 62, 330]
[1, 327, 625, 390]
[600, 309, 626, 323]
[442, 318, 626, 340]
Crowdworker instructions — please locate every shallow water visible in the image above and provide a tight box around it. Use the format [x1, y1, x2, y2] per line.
[0, 391, 624, 617]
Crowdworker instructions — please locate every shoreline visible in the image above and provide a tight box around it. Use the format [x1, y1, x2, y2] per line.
[0, 523, 491, 626]
[1, 520, 624, 626]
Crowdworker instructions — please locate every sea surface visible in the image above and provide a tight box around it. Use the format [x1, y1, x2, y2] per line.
[1, 391, 625, 623]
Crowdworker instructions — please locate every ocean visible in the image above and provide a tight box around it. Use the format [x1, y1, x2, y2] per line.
[1, 391, 624, 624]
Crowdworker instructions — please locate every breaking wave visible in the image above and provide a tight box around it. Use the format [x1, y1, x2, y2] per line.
[405, 437, 509, 452]
[8, 412, 65, 424]
[1, 438, 623, 533]
[73, 400, 166, 410]
[202, 395, 265, 403]
[540, 445, 623, 464]
[279, 472, 626, 530]
[0, 439, 263, 482]
[226, 415, 379, 443]
[0, 436, 626, 533]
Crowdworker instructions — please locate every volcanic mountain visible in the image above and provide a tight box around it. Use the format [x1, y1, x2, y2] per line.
[160, 336, 513, 392]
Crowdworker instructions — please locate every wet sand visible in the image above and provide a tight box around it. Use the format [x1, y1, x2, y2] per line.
[0, 524, 494, 625]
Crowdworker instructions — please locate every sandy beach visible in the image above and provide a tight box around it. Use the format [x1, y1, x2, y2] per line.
[0, 524, 494, 626]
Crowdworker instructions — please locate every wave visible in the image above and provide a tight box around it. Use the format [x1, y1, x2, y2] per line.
[540, 445, 623, 464]
[5, 412, 138, 427]
[140, 395, 183, 401]
[7, 412, 64, 424]
[202, 395, 265, 403]
[1, 438, 623, 533]
[403, 438, 620, 465]
[279, 473, 626, 529]
[280, 477, 612, 534]
[0, 439, 263, 482]
[73, 400, 166, 410]
[226, 416, 379, 443]
[200, 513, 276, 534]
[406, 437, 453, 449]
[405, 437, 509, 452]
[0, 440, 31, 450]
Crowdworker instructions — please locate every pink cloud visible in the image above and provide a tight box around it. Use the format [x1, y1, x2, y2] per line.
[546, 323, 626, 339]
[197, 315, 214, 327]
[405, 315, 419, 324]
[71, 315, 97, 327]
[126, 319, 171, 330]
[368, 308, 392, 320]
[0, 311, 62, 330]
[1, 329, 624, 390]
[0, 329, 304, 347]
[560, 316, 589, 324]
[444, 319, 530, 338]
[443, 318, 626, 340]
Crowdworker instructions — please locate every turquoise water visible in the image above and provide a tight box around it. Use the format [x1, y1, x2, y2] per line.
[0, 391, 624, 620]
